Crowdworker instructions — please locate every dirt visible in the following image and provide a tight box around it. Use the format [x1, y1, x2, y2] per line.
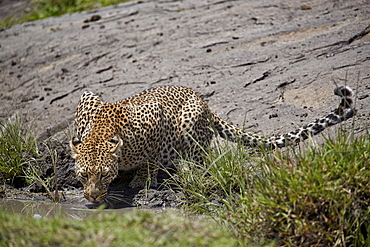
[0, 0, 369, 209]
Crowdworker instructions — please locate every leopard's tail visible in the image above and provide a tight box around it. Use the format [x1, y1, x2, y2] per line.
[212, 86, 355, 149]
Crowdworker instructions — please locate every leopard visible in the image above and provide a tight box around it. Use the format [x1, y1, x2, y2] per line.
[70, 85, 354, 203]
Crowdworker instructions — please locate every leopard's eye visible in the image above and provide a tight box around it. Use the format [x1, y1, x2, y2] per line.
[80, 172, 88, 179]
[101, 170, 109, 178]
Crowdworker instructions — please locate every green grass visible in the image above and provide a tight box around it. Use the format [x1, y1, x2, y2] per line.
[0, 209, 238, 247]
[0, 116, 38, 185]
[174, 131, 370, 246]
[0, 15, 20, 29]
[0, 116, 62, 200]
[24, 143, 62, 202]
[0, 0, 131, 29]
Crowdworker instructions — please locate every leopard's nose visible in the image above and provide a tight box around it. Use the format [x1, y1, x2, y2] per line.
[86, 192, 102, 203]
[90, 195, 99, 203]
[89, 190, 101, 200]
[85, 183, 103, 202]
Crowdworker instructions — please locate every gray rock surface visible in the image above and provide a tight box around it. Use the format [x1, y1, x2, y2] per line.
[1, 0, 369, 139]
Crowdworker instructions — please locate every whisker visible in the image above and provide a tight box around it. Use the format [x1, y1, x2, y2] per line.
[105, 192, 135, 206]
[102, 198, 114, 206]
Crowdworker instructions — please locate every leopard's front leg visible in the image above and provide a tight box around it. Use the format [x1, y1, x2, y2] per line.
[129, 161, 158, 189]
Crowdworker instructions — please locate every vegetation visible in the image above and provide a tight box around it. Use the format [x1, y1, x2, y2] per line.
[0, 15, 21, 29]
[24, 143, 62, 202]
[25, 0, 131, 21]
[174, 130, 370, 246]
[0, 0, 131, 29]
[0, 116, 60, 202]
[0, 209, 238, 247]
[0, 116, 38, 186]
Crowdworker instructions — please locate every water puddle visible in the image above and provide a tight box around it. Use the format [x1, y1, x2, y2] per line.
[0, 190, 138, 219]
[0, 199, 90, 219]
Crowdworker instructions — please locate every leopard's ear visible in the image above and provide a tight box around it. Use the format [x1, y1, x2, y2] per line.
[109, 136, 123, 153]
[70, 137, 82, 159]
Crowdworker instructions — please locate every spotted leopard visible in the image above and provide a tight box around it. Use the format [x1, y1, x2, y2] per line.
[70, 85, 354, 203]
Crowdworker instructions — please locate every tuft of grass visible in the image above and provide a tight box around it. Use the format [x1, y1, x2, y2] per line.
[24, 142, 62, 202]
[0, 116, 38, 185]
[25, 0, 101, 21]
[0, 15, 20, 29]
[0, 0, 131, 28]
[175, 131, 370, 246]
[0, 209, 238, 247]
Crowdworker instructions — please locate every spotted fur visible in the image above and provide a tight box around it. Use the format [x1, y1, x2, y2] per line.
[70, 85, 354, 203]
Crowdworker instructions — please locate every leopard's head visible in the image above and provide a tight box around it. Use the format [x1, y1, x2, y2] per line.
[70, 136, 122, 203]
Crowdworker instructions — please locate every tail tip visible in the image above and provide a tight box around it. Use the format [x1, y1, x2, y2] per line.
[333, 86, 355, 119]
[334, 86, 353, 98]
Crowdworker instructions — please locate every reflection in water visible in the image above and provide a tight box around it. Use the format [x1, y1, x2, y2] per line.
[0, 199, 91, 219]
[0, 197, 136, 219]
[0, 189, 175, 218]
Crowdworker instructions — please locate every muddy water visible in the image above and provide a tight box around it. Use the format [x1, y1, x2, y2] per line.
[0, 199, 91, 219]
[0, 192, 137, 219]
